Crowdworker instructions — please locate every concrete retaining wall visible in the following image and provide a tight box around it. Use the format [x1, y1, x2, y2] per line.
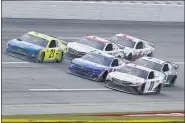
[2, 1, 184, 22]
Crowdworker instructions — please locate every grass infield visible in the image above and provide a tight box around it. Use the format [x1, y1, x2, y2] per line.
[2, 110, 184, 123]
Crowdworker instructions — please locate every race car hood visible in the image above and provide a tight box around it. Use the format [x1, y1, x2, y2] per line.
[8, 39, 44, 52]
[67, 42, 99, 53]
[72, 58, 108, 71]
[108, 71, 145, 84]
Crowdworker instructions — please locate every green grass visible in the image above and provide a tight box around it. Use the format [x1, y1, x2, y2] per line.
[2, 110, 184, 121]
[2, 115, 184, 120]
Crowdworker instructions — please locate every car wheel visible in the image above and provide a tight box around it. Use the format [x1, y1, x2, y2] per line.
[100, 71, 108, 82]
[147, 52, 154, 57]
[155, 84, 162, 95]
[56, 52, 63, 63]
[138, 83, 145, 95]
[38, 52, 45, 63]
[127, 53, 132, 61]
[169, 75, 177, 87]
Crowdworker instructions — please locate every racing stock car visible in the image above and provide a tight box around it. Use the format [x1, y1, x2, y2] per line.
[105, 63, 164, 95]
[133, 57, 179, 87]
[5, 31, 67, 63]
[109, 34, 155, 61]
[68, 51, 126, 82]
[67, 35, 125, 59]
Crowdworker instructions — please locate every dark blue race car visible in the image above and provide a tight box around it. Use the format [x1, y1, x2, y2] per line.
[68, 52, 126, 82]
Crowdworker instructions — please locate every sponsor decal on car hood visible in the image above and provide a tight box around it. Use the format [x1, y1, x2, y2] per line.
[109, 71, 145, 84]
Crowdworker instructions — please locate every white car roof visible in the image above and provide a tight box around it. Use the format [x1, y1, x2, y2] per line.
[141, 57, 166, 65]
[115, 33, 141, 43]
[85, 36, 110, 44]
[127, 63, 153, 72]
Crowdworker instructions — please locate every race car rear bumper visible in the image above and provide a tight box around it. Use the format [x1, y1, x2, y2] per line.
[105, 80, 140, 95]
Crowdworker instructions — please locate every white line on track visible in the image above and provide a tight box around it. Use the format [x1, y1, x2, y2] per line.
[29, 88, 111, 91]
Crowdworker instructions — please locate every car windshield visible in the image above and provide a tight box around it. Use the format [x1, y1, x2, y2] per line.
[109, 36, 136, 48]
[81, 53, 112, 66]
[134, 59, 162, 71]
[118, 66, 148, 79]
[19, 34, 48, 47]
[76, 37, 105, 50]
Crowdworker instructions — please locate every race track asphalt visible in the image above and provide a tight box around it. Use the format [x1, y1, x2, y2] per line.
[2, 18, 184, 115]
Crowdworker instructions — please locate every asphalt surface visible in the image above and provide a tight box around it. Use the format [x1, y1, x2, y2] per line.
[2, 18, 184, 115]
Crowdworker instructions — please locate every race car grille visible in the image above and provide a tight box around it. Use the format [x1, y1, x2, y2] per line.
[9, 46, 28, 56]
[68, 48, 86, 57]
[105, 80, 139, 94]
[112, 78, 132, 86]
[73, 65, 92, 77]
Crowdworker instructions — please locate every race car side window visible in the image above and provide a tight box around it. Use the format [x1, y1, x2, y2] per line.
[105, 44, 113, 51]
[49, 40, 57, 48]
[162, 64, 169, 72]
[111, 59, 119, 67]
[148, 71, 154, 79]
[136, 42, 143, 49]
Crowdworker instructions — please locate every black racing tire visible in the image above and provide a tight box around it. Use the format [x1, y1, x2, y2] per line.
[56, 52, 63, 63]
[169, 75, 177, 87]
[118, 55, 121, 58]
[155, 84, 162, 95]
[100, 71, 108, 82]
[147, 52, 154, 57]
[127, 53, 132, 61]
[38, 52, 45, 63]
[138, 83, 145, 95]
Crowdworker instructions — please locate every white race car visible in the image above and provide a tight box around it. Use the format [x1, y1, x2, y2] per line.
[133, 57, 179, 87]
[105, 63, 164, 95]
[67, 35, 125, 59]
[109, 34, 155, 61]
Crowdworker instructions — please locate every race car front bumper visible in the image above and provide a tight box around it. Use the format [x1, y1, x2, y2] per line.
[66, 48, 86, 59]
[5, 48, 38, 62]
[68, 64, 102, 81]
[105, 79, 141, 95]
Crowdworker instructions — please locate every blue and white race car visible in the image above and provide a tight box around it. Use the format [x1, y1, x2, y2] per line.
[5, 31, 67, 63]
[68, 51, 126, 82]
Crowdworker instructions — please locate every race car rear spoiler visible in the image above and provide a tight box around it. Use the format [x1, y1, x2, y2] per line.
[171, 62, 179, 70]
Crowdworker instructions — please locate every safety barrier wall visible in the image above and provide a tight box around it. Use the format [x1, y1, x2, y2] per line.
[2, 1, 184, 22]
